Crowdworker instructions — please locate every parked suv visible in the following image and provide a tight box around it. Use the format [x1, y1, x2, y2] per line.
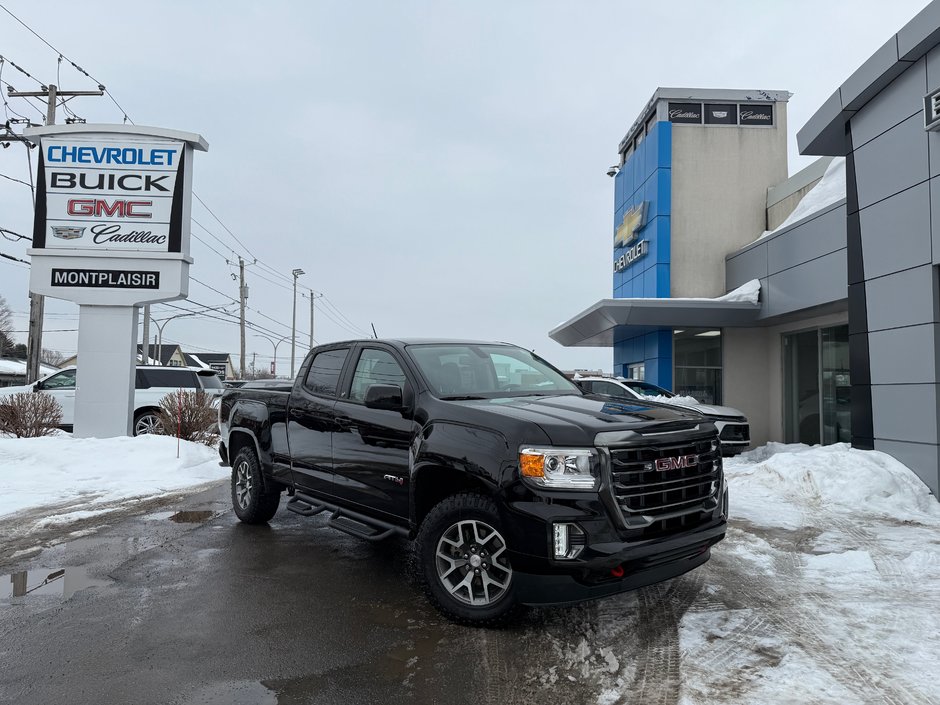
[577, 377, 750, 455]
[0, 365, 224, 435]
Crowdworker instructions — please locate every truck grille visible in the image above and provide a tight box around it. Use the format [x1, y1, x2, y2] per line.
[609, 437, 722, 536]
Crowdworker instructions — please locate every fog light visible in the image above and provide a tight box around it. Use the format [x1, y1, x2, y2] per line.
[552, 522, 585, 560]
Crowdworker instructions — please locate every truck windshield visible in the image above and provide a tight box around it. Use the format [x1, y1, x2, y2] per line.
[406, 344, 580, 399]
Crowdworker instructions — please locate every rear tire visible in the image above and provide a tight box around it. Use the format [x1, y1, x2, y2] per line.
[231, 446, 280, 524]
[133, 410, 163, 436]
[415, 493, 517, 626]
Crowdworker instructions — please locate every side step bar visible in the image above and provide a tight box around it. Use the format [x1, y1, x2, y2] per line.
[286, 492, 408, 542]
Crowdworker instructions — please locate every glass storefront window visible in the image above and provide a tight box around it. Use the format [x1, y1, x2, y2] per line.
[627, 363, 645, 381]
[674, 329, 722, 404]
[783, 325, 850, 445]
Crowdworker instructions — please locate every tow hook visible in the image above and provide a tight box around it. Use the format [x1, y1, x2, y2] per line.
[610, 565, 624, 578]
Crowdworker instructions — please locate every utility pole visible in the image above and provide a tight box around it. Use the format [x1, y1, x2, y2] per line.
[290, 268, 304, 377]
[308, 290, 322, 349]
[239, 257, 247, 379]
[7, 83, 103, 382]
[141, 305, 150, 364]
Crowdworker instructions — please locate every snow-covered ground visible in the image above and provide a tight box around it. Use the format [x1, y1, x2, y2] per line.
[0, 434, 228, 551]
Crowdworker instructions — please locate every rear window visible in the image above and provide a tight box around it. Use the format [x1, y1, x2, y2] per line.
[197, 372, 224, 390]
[138, 369, 198, 389]
[303, 348, 349, 396]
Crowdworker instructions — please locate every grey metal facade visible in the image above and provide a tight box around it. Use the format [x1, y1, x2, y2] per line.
[798, 0, 940, 494]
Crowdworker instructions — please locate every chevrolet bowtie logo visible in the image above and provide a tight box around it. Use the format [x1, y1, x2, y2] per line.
[614, 202, 648, 249]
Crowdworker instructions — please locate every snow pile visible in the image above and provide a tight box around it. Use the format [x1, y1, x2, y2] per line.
[667, 279, 761, 305]
[725, 442, 940, 526]
[754, 158, 846, 242]
[714, 278, 760, 304]
[0, 434, 228, 520]
[644, 394, 701, 406]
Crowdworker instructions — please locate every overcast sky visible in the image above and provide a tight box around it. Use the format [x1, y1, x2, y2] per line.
[0, 0, 932, 374]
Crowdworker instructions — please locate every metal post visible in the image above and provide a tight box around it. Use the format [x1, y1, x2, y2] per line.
[239, 257, 247, 379]
[309, 290, 314, 349]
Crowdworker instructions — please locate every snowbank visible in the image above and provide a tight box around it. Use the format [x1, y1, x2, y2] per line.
[0, 434, 228, 519]
[725, 442, 940, 526]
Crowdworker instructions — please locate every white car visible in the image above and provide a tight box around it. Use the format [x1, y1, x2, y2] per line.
[576, 376, 750, 455]
[0, 365, 224, 436]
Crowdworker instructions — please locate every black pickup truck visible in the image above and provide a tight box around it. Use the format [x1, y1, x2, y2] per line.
[219, 339, 727, 625]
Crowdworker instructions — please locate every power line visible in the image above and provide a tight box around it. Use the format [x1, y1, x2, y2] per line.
[1, 226, 31, 242]
[192, 193, 255, 260]
[0, 54, 44, 87]
[0, 250, 29, 266]
[0, 3, 133, 123]
[0, 172, 32, 189]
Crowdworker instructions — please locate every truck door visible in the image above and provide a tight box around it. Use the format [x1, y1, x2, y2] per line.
[330, 346, 415, 521]
[286, 347, 349, 497]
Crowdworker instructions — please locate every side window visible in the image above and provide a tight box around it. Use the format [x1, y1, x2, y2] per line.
[349, 349, 407, 402]
[596, 381, 626, 397]
[303, 348, 349, 396]
[142, 369, 199, 388]
[42, 370, 76, 389]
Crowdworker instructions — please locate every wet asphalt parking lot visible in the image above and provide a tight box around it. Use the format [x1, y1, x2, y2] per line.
[3, 480, 936, 705]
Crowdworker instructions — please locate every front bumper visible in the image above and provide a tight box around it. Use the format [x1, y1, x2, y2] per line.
[502, 435, 728, 606]
[514, 523, 724, 606]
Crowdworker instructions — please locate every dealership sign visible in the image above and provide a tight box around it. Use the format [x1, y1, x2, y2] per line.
[614, 202, 650, 273]
[23, 124, 207, 440]
[925, 88, 940, 131]
[33, 139, 186, 253]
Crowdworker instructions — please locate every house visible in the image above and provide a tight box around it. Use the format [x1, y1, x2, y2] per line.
[184, 352, 235, 380]
[0, 358, 60, 387]
[60, 344, 187, 369]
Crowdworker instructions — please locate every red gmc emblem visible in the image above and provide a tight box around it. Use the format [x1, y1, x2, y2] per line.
[655, 454, 698, 471]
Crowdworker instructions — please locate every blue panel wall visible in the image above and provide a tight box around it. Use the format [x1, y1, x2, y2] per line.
[612, 121, 673, 387]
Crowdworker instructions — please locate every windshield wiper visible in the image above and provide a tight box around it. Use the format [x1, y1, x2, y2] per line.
[440, 395, 488, 401]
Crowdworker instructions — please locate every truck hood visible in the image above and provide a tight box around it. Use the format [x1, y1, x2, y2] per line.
[451, 393, 706, 446]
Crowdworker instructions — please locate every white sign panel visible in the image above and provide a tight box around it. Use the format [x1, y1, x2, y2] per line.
[925, 88, 940, 131]
[35, 138, 185, 253]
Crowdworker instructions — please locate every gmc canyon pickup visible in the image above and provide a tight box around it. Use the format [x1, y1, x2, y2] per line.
[219, 339, 727, 624]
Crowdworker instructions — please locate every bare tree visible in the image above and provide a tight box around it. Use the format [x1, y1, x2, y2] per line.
[40, 348, 64, 367]
[0, 296, 13, 357]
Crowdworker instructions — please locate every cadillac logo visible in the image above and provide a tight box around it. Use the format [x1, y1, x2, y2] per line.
[655, 454, 698, 472]
[51, 225, 85, 240]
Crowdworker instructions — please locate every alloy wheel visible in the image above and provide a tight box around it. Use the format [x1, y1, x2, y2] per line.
[435, 519, 512, 606]
[234, 460, 253, 510]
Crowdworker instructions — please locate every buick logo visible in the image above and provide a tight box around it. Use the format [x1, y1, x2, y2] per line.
[655, 454, 698, 471]
[51, 225, 85, 240]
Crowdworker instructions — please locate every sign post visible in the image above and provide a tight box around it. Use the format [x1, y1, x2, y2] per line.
[24, 124, 208, 438]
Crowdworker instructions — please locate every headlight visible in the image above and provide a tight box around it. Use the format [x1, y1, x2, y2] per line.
[519, 447, 599, 490]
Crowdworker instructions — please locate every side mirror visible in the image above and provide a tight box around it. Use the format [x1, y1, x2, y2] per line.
[33, 382, 44, 392]
[364, 384, 404, 411]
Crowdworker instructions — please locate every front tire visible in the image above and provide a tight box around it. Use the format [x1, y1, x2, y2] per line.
[231, 446, 280, 524]
[416, 493, 517, 625]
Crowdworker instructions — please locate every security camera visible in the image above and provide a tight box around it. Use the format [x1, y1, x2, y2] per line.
[606, 165, 620, 177]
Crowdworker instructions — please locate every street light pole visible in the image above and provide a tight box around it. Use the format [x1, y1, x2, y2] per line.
[253, 334, 291, 376]
[290, 268, 304, 378]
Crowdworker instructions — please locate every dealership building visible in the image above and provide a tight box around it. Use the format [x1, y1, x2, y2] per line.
[551, 0, 940, 495]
